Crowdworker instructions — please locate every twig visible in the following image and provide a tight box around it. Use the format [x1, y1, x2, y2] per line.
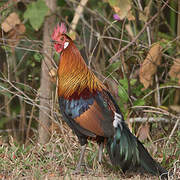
[69, 0, 88, 34]
[142, 85, 180, 100]
[129, 117, 170, 123]
[166, 118, 180, 146]
[25, 97, 37, 145]
[155, 74, 161, 106]
[109, 0, 170, 63]
[162, 0, 180, 14]
[137, 0, 162, 108]
[0, 129, 29, 133]
[174, 0, 180, 104]
[137, 0, 152, 46]
[132, 104, 178, 118]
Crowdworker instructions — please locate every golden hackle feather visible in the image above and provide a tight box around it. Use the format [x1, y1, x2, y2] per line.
[58, 39, 106, 99]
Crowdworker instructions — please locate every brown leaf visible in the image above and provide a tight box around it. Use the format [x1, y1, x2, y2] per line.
[169, 58, 180, 85]
[139, 0, 152, 22]
[114, 2, 130, 20]
[2, 12, 25, 52]
[108, 0, 134, 20]
[125, 24, 134, 37]
[169, 105, 180, 113]
[49, 68, 57, 83]
[7, 24, 26, 51]
[51, 121, 61, 134]
[139, 43, 162, 89]
[2, 12, 21, 32]
[144, 0, 152, 17]
[139, 12, 148, 22]
[127, 10, 135, 21]
[136, 123, 150, 141]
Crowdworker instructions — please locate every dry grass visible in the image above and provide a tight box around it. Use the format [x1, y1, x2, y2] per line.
[0, 121, 179, 180]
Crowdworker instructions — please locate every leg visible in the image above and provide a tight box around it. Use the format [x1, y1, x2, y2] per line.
[74, 144, 87, 173]
[96, 142, 104, 173]
[98, 142, 104, 163]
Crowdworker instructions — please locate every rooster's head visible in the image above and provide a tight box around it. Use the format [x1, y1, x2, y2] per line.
[52, 23, 70, 53]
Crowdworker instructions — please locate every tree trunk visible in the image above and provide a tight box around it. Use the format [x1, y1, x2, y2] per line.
[174, 0, 180, 105]
[38, 0, 56, 144]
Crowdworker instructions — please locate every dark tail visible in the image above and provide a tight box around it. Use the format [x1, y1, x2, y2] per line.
[106, 123, 168, 178]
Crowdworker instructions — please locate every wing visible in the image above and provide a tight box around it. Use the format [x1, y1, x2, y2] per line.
[59, 90, 122, 138]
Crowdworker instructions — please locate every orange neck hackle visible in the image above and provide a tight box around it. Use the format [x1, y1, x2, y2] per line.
[58, 38, 106, 99]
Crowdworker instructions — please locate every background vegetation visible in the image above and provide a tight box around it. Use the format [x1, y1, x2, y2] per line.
[0, 0, 179, 179]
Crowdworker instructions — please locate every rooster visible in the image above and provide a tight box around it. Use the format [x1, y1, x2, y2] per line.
[51, 23, 168, 178]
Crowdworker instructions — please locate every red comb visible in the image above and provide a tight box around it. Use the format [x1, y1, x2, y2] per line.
[52, 22, 67, 40]
[59, 22, 67, 34]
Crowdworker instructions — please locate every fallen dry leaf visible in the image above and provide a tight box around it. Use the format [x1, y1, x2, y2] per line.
[2, 12, 21, 32]
[169, 58, 180, 85]
[139, 43, 162, 89]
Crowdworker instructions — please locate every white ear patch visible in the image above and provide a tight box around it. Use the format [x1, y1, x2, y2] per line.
[64, 42, 69, 49]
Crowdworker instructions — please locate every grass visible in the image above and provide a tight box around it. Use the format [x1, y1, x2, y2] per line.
[0, 122, 179, 180]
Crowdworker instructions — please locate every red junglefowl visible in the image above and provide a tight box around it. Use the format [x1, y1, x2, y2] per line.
[51, 23, 168, 179]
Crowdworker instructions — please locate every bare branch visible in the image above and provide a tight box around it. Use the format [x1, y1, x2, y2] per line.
[109, 0, 170, 63]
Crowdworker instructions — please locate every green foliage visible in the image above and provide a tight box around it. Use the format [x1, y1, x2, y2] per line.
[94, 1, 109, 15]
[118, 78, 146, 113]
[53, 52, 60, 62]
[15, 40, 34, 63]
[106, 61, 122, 75]
[118, 79, 128, 102]
[108, 0, 116, 6]
[0, 117, 8, 129]
[24, 0, 48, 31]
[0, 83, 12, 98]
[57, 0, 66, 7]
[176, 131, 180, 157]
[169, 0, 177, 35]
[133, 99, 145, 106]
[33, 52, 43, 62]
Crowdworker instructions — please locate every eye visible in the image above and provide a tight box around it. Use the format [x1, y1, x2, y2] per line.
[60, 37, 64, 41]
